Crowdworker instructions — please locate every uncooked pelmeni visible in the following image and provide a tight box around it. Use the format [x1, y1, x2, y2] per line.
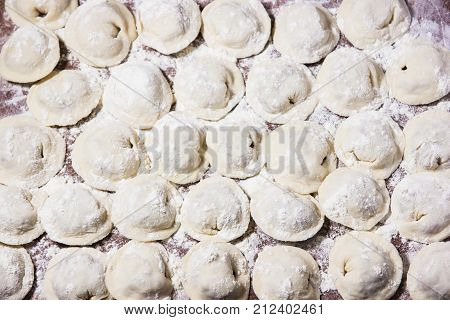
[44, 248, 109, 300]
[337, 0, 411, 49]
[316, 47, 387, 117]
[0, 114, 65, 189]
[391, 172, 450, 244]
[106, 241, 173, 300]
[0, 26, 59, 83]
[253, 246, 320, 300]
[334, 111, 405, 179]
[273, 1, 339, 64]
[181, 242, 249, 300]
[103, 61, 173, 129]
[64, 0, 137, 67]
[136, 0, 201, 54]
[407, 242, 450, 300]
[111, 174, 182, 241]
[329, 231, 403, 300]
[27, 70, 102, 126]
[201, 0, 271, 58]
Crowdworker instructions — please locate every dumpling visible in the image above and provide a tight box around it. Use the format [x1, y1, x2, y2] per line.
[44, 247, 109, 300]
[391, 172, 450, 244]
[334, 111, 405, 179]
[111, 174, 182, 241]
[0, 114, 65, 189]
[64, 0, 137, 67]
[273, 2, 339, 64]
[136, 0, 201, 54]
[106, 241, 173, 300]
[253, 245, 320, 300]
[181, 175, 250, 242]
[103, 61, 173, 129]
[329, 231, 403, 300]
[27, 70, 102, 126]
[201, 0, 271, 58]
[0, 26, 59, 83]
[316, 47, 387, 117]
[181, 242, 249, 300]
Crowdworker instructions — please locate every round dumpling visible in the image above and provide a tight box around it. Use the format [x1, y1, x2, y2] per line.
[334, 111, 405, 179]
[201, 0, 271, 58]
[391, 172, 450, 244]
[103, 61, 173, 129]
[0, 26, 59, 83]
[173, 56, 244, 121]
[181, 242, 249, 300]
[27, 70, 102, 126]
[316, 47, 387, 117]
[329, 231, 403, 300]
[337, 0, 411, 49]
[64, 0, 137, 67]
[0, 114, 65, 189]
[274, 1, 339, 64]
[253, 245, 320, 300]
[136, 0, 201, 54]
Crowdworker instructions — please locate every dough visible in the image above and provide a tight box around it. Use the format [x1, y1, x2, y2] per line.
[106, 241, 173, 300]
[111, 174, 182, 241]
[274, 1, 339, 64]
[316, 47, 387, 117]
[407, 242, 450, 300]
[0, 114, 65, 189]
[391, 172, 450, 244]
[253, 245, 320, 300]
[27, 70, 102, 126]
[0, 244, 34, 300]
[136, 0, 201, 54]
[64, 0, 137, 67]
[44, 248, 109, 300]
[337, 0, 411, 49]
[0, 26, 59, 83]
[246, 59, 317, 124]
[329, 231, 403, 300]
[334, 111, 405, 179]
[181, 241, 249, 300]
[103, 61, 173, 129]
[201, 0, 271, 58]
[173, 56, 244, 121]
[181, 175, 250, 242]
[265, 121, 337, 194]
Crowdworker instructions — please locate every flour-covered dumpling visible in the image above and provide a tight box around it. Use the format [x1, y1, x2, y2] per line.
[64, 0, 137, 67]
[329, 231, 402, 300]
[0, 26, 59, 83]
[274, 2, 339, 64]
[201, 0, 271, 58]
[103, 62, 173, 129]
[181, 242, 249, 300]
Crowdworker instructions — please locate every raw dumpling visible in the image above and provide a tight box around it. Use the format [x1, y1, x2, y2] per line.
[181, 241, 249, 300]
[0, 114, 65, 189]
[391, 172, 450, 244]
[44, 247, 109, 300]
[0, 26, 59, 83]
[253, 245, 320, 300]
[181, 175, 250, 242]
[334, 111, 405, 179]
[103, 61, 173, 129]
[64, 0, 137, 67]
[136, 0, 201, 54]
[329, 231, 403, 300]
[111, 174, 182, 241]
[201, 0, 271, 58]
[27, 70, 102, 126]
[274, 2, 339, 64]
